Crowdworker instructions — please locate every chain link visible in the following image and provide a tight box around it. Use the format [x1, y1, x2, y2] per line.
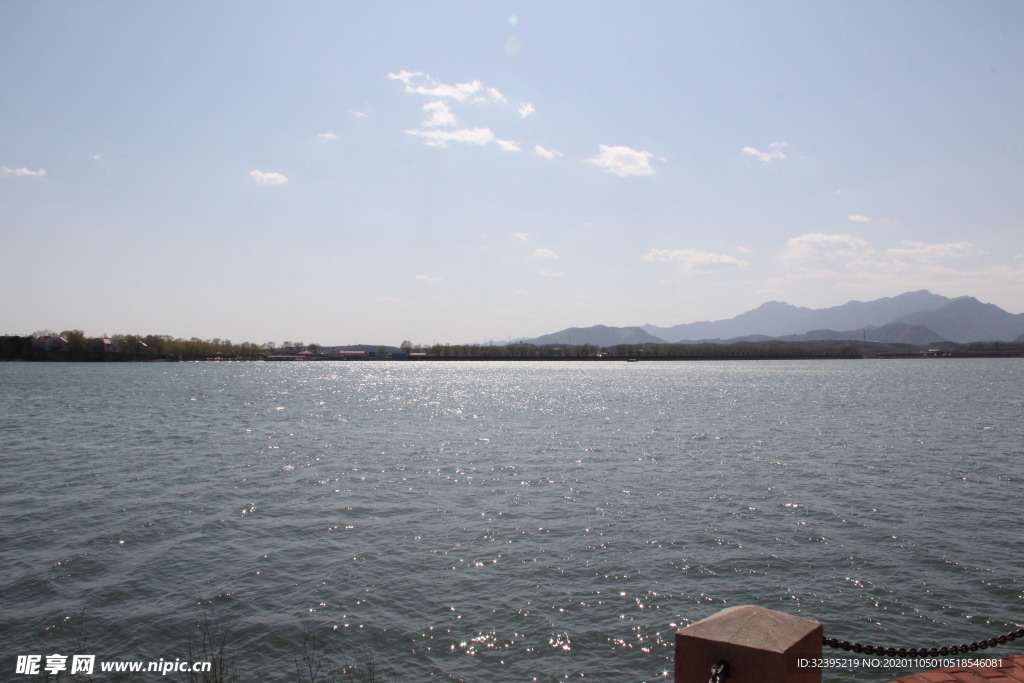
[823, 627, 1024, 658]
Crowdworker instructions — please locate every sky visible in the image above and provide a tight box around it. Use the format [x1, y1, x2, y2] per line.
[3, 1, 1024, 346]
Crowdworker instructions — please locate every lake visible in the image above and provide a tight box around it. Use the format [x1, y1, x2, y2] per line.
[1, 360, 1020, 681]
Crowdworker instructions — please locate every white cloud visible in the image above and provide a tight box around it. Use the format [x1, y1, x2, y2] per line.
[780, 233, 871, 266]
[742, 141, 789, 163]
[532, 248, 559, 260]
[388, 70, 505, 104]
[391, 71, 536, 153]
[641, 249, 749, 272]
[496, 139, 521, 152]
[484, 87, 507, 104]
[387, 70, 420, 84]
[534, 145, 562, 160]
[585, 144, 656, 177]
[847, 214, 873, 223]
[884, 241, 977, 260]
[538, 269, 564, 278]
[771, 233, 988, 297]
[410, 74, 475, 99]
[422, 100, 456, 127]
[349, 108, 369, 119]
[318, 131, 340, 141]
[2, 165, 46, 177]
[415, 274, 443, 282]
[513, 232, 530, 242]
[405, 127, 495, 147]
[249, 170, 288, 186]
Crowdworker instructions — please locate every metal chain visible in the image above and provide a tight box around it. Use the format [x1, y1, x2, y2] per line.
[823, 627, 1024, 658]
[708, 660, 729, 683]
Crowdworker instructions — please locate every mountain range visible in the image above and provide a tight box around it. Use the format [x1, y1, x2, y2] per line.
[527, 291, 1024, 346]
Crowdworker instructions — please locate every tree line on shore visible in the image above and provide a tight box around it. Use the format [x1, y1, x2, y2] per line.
[421, 341, 863, 358]
[0, 331, 264, 361]
[3, 331, 866, 362]
[7, 329, 1020, 362]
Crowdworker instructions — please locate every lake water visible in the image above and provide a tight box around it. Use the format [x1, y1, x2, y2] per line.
[1, 360, 1021, 681]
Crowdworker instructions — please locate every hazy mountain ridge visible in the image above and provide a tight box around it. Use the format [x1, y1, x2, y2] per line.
[895, 297, 1024, 343]
[641, 290, 954, 341]
[770, 322, 944, 346]
[529, 325, 665, 347]
[528, 291, 1024, 346]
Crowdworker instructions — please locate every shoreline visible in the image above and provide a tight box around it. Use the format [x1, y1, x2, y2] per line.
[9, 353, 1024, 363]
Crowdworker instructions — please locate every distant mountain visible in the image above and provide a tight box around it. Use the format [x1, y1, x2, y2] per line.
[896, 297, 1024, 343]
[772, 322, 944, 346]
[526, 291, 1024, 346]
[529, 325, 666, 347]
[643, 290, 952, 341]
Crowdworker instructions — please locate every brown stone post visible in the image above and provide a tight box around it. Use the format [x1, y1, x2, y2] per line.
[675, 605, 822, 683]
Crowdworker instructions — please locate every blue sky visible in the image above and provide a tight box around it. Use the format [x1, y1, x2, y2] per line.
[3, 1, 1023, 346]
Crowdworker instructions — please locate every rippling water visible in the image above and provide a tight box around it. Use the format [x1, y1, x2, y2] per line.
[1, 360, 1021, 681]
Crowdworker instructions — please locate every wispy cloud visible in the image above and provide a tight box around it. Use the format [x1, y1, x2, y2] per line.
[584, 144, 656, 177]
[421, 100, 456, 127]
[390, 71, 658, 175]
[641, 248, 749, 272]
[513, 232, 530, 242]
[534, 145, 562, 160]
[884, 240, 977, 260]
[2, 165, 46, 177]
[496, 139, 521, 152]
[780, 233, 871, 266]
[742, 141, 789, 163]
[318, 131, 340, 141]
[532, 248, 559, 260]
[388, 70, 506, 104]
[390, 71, 541, 155]
[771, 233, 987, 294]
[405, 127, 495, 147]
[249, 170, 288, 186]
[847, 214, 874, 223]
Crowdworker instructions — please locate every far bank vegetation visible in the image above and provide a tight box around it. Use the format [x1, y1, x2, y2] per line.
[6, 330, 1022, 363]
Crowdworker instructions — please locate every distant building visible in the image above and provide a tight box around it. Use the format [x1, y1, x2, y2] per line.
[328, 350, 366, 358]
[120, 339, 148, 354]
[33, 336, 69, 351]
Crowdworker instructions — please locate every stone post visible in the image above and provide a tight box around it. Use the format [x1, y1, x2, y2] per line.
[675, 605, 822, 683]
